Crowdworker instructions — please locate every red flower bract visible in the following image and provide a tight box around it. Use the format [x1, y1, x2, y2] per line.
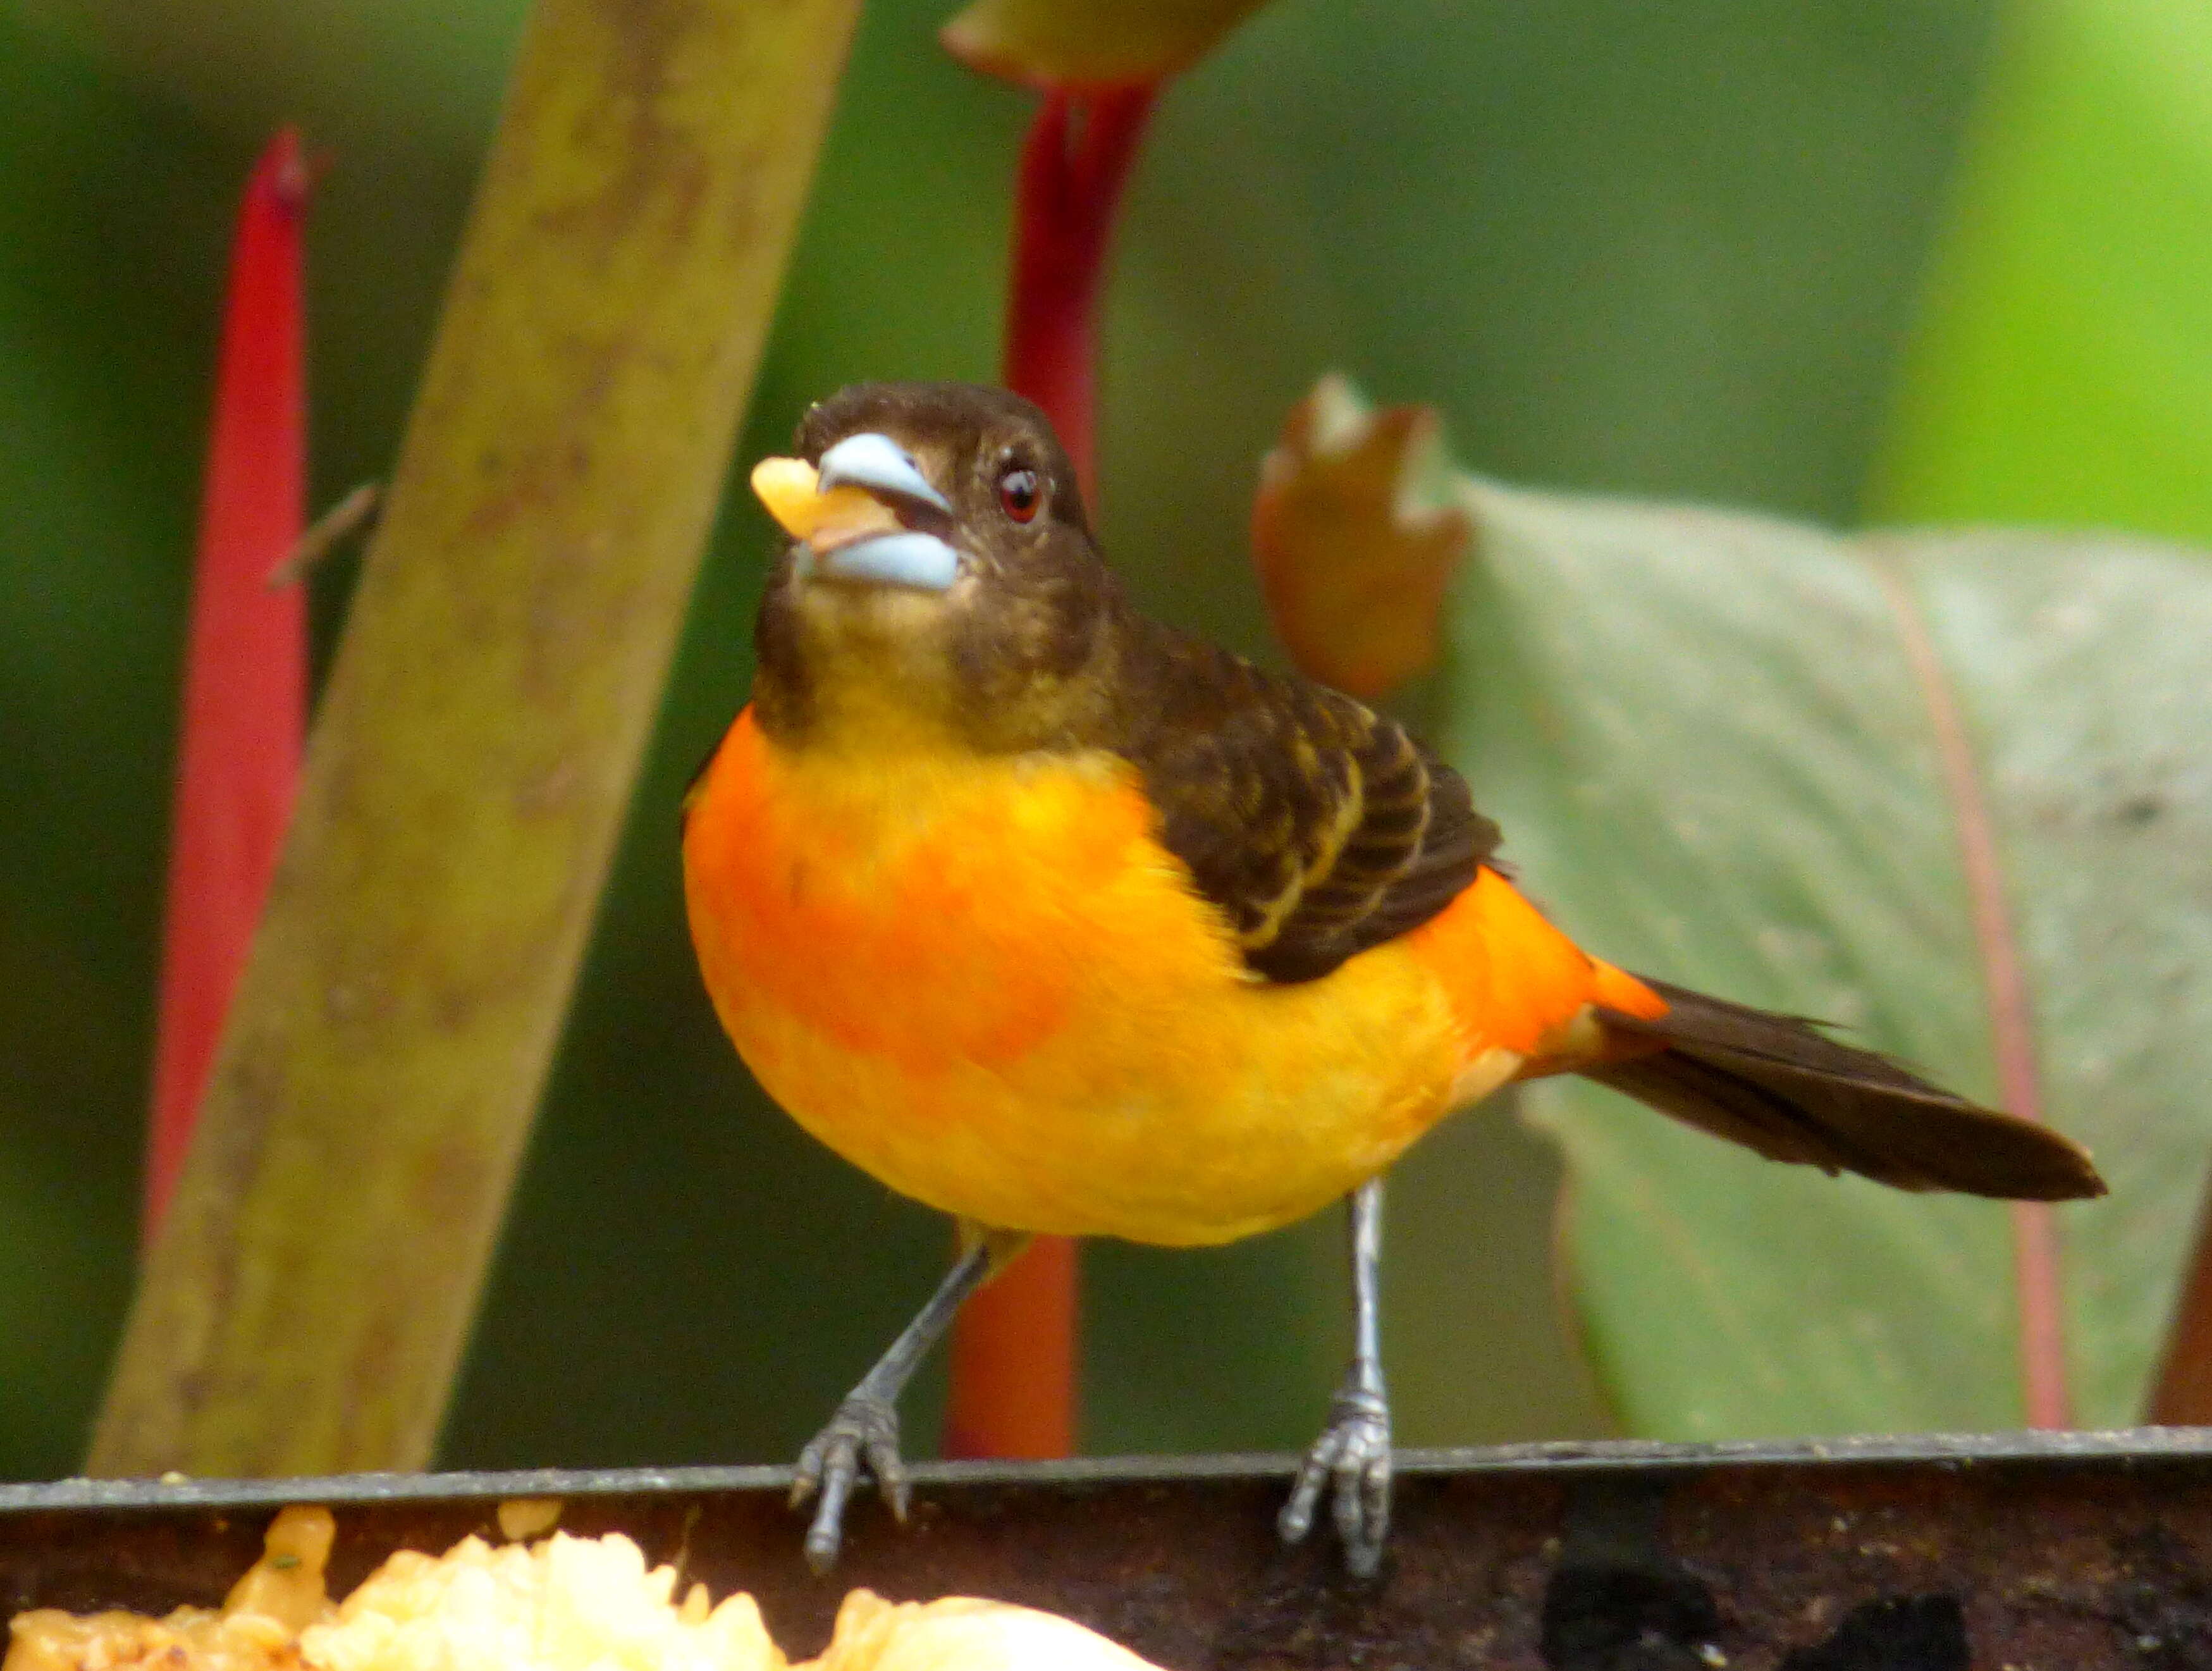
[145, 128, 311, 1242]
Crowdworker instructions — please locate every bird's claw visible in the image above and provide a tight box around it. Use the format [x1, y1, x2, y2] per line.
[1278, 1386, 1391, 1579]
[789, 1392, 907, 1574]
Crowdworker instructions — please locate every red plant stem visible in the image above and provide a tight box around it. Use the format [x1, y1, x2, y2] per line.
[942, 1235, 1079, 1459]
[145, 129, 311, 1242]
[999, 87, 1155, 504]
[1874, 558, 2072, 1429]
[942, 87, 1155, 1462]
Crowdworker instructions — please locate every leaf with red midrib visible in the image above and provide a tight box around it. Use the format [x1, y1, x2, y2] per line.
[1427, 472, 2212, 1438]
[145, 129, 310, 1242]
[1870, 559, 2072, 1428]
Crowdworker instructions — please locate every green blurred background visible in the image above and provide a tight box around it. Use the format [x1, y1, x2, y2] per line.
[2, 0, 2205, 1480]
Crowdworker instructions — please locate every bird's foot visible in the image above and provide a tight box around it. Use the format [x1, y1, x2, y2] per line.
[1278, 1384, 1392, 1579]
[790, 1391, 907, 1574]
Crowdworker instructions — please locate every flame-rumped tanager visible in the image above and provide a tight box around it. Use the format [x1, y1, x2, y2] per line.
[680, 381, 2104, 1578]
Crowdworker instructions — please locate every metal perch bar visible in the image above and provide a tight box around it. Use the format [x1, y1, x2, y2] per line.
[7, 1430, 2212, 1667]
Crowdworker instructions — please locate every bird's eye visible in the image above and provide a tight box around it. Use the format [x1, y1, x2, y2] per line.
[998, 467, 1040, 523]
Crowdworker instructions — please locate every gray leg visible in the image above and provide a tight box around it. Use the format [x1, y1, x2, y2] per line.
[1279, 1175, 1392, 1577]
[790, 1241, 992, 1572]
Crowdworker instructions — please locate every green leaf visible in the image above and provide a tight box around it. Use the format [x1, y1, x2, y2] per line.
[1430, 470, 2212, 1436]
[1875, 0, 2212, 546]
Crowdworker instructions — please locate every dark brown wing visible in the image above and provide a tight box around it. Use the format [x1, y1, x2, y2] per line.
[1107, 618, 1497, 983]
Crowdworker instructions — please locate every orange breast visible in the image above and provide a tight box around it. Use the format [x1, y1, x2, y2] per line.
[681, 707, 1661, 1245]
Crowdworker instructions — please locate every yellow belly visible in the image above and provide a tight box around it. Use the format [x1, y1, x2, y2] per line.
[680, 710, 1476, 1245]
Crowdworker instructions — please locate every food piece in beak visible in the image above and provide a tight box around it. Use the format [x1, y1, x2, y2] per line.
[750, 438, 961, 592]
[750, 457, 901, 550]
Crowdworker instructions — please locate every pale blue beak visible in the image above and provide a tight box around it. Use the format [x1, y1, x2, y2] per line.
[816, 433, 952, 513]
[800, 531, 961, 591]
[805, 432, 960, 591]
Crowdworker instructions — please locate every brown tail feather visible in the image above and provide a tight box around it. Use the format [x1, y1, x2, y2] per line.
[1583, 980, 2105, 1202]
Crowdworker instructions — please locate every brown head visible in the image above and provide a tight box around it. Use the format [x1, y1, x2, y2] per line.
[749, 382, 1123, 754]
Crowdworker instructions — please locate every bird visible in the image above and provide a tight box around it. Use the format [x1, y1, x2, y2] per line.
[679, 380, 2105, 1579]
